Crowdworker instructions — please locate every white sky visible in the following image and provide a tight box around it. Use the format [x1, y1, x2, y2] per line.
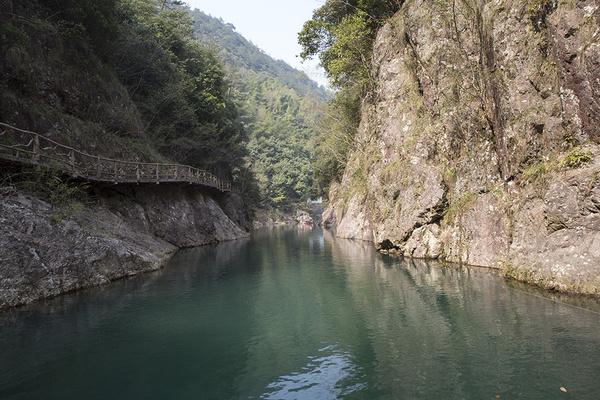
[184, 0, 328, 86]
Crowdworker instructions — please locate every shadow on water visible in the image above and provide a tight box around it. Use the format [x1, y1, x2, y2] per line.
[1, 226, 600, 399]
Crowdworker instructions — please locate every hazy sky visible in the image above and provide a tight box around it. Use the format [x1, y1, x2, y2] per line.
[184, 0, 327, 85]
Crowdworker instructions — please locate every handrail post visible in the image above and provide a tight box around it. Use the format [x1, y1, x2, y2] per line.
[32, 134, 40, 165]
[155, 163, 159, 183]
[70, 150, 75, 172]
[97, 156, 101, 178]
[136, 163, 140, 182]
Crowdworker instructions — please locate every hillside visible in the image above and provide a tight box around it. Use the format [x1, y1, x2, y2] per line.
[190, 10, 329, 101]
[1, 0, 247, 182]
[189, 9, 331, 209]
[0, 0, 251, 307]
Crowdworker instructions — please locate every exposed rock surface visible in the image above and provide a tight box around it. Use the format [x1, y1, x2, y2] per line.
[0, 185, 249, 308]
[325, 0, 600, 294]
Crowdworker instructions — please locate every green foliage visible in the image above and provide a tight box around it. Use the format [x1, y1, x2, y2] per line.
[46, 175, 91, 220]
[190, 9, 329, 102]
[443, 192, 477, 222]
[190, 9, 330, 208]
[312, 91, 361, 194]
[522, 160, 549, 184]
[299, 1, 403, 197]
[242, 78, 319, 205]
[38, 0, 119, 53]
[559, 146, 594, 169]
[2, 0, 258, 205]
[299, 0, 402, 91]
[2, 0, 335, 211]
[110, 0, 248, 181]
[1, 0, 149, 150]
[7, 167, 90, 220]
[232, 165, 261, 209]
[319, 13, 374, 89]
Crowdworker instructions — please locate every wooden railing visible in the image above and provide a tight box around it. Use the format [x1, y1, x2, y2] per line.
[0, 122, 232, 192]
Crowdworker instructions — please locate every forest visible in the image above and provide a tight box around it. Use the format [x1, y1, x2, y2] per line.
[2, 0, 249, 181]
[191, 9, 330, 208]
[299, 0, 404, 193]
[1, 0, 332, 214]
[1, 0, 407, 212]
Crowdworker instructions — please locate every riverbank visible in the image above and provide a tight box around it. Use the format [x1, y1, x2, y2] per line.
[0, 183, 249, 309]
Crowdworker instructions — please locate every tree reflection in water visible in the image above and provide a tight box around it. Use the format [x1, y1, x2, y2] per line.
[0, 227, 599, 399]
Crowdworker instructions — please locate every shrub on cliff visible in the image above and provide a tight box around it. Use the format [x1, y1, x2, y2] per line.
[299, 0, 403, 194]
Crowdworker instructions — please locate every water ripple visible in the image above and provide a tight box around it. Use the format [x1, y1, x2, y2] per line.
[260, 344, 366, 400]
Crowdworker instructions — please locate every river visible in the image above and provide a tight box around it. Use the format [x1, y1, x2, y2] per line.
[1, 227, 600, 399]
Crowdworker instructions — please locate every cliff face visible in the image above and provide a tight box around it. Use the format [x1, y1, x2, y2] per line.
[324, 0, 600, 294]
[0, 185, 249, 308]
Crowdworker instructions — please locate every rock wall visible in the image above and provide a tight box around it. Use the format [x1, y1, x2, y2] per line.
[324, 0, 600, 294]
[0, 185, 249, 308]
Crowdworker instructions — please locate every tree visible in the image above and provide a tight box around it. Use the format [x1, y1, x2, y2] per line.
[299, 0, 403, 195]
[299, 0, 402, 91]
[111, 0, 248, 181]
[38, 0, 119, 54]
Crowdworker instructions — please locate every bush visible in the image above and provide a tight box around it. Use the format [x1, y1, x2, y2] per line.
[559, 147, 594, 169]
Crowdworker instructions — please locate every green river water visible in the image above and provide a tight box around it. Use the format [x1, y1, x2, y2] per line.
[1, 226, 600, 399]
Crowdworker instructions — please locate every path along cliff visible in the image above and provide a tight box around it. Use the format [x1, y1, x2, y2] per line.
[323, 0, 600, 295]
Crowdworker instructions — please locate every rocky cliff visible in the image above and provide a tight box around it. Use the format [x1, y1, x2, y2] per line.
[0, 0, 253, 309]
[324, 0, 600, 294]
[0, 184, 249, 308]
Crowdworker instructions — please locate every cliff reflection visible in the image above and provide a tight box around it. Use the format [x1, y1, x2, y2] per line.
[2, 227, 599, 399]
[321, 229, 600, 398]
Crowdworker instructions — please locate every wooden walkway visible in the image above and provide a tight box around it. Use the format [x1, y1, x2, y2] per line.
[0, 122, 232, 192]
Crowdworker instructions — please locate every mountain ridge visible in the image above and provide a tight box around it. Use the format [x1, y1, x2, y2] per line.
[189, 8, 330, 101]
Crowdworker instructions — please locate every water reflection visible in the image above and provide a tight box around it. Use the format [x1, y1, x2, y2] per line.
[1, 227, 599, 399]
[322, 229, 600, 398]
